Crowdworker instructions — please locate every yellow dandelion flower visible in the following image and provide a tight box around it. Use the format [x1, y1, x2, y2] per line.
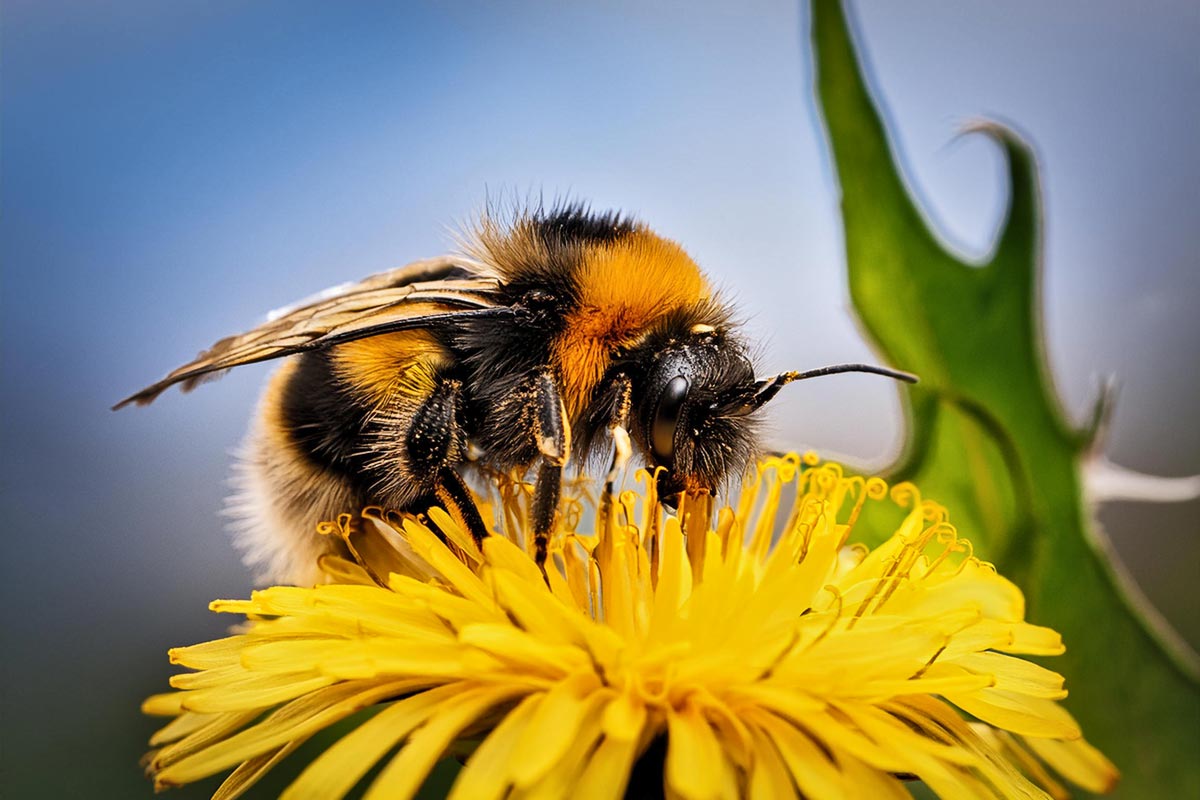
[143, 455, 1117, 799]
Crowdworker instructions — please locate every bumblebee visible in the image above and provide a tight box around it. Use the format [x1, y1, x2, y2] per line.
[118, 205, 914, 584]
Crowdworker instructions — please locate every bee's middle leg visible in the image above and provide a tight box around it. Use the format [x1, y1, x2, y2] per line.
[405, 379, 490, 549]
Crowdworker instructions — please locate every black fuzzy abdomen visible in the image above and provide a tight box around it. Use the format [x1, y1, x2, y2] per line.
[279, 351, 394, 499]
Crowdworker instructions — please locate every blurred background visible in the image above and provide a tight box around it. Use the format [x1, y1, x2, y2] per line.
[3, 0, 1197, 796]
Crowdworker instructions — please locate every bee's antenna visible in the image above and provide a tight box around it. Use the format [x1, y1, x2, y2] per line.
[746, 363, 918, 411]
[780, 363, 918, 385]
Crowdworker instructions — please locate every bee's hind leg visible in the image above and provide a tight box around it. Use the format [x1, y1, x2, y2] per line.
[433, 467, 490, 551]
[404, 378, 489, 550]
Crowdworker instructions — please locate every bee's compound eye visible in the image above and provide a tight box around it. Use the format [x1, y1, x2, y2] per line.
[651, 375, 689, 464]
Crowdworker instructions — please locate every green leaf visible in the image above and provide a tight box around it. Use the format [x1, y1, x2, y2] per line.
[809, 0, 1200, 795]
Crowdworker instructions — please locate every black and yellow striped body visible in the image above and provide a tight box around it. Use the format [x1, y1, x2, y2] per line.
[233, 208, 749, 583]
[231, 331, 461, 584]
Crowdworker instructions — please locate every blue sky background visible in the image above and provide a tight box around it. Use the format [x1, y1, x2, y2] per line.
[3, 1, 1197, 796]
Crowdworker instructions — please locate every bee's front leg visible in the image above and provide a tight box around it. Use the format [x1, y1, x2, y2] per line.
[530, 370, 569, 572]
[587, 372, 633, 546]
[597, 373, 633, 486]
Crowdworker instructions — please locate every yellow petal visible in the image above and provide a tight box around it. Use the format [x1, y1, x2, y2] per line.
[747, 725, 798, 800]
[386, 574, 503, 628]
[855, 669, 995, 699]
[150, 711, 262, 772]
[142, 692, 187, 717]
[149, 711, 230, 747]
[509, 672, 606, 787]
[1024, 735, 1120, 794]
[157, 679, 417, 786]
[240, 634, 454, 676]
[794, 708, 908, 773]
[647, 516, 692, 641]
[180, 674, 338, 714]
[485, 564, 591, 647]
[573, 734, 642, 800]
[283, 684, 465, 800]
[169, 636, 253, 670]
[399, 518, 493, 607]
[948, 689, 1081, 740]
[347, 640, 492, 681]
[427, 507, 484, 564]
[665, 703, 725, 800]
[560, 536, 594, 612]
[837, 752, 911, 799]
[997, 622, 1066, 656]
[831, 702, 978, 768]
[481, 533, 544, 586]
[748, 709, 844, 800]
[316, 554, 377, 585]
[601, 540, 637, 640]
[601, 689, 648, 741]
[212, 740, 302, 800]
[724, 685, 826, 721]
[447, 694, 540, 800]
[952, 652, 1067, 699]
[457, 622, 588, 679]
[891, 560, 1025, 623]
[364, 684, 522, 800]
[345, 514, 438, 585]
[512, 692, 608, 800]
[887, 702, 1044, 800]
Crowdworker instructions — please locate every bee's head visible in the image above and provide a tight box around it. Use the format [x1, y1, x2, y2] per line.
[635, 328, 763, 503]
[633, 328, 918, 507]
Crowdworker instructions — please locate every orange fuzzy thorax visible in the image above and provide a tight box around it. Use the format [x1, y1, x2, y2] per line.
[554, 231, 710, 419]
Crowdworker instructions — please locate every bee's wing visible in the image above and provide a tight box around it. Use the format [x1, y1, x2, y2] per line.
[115, 256, 509, 409]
